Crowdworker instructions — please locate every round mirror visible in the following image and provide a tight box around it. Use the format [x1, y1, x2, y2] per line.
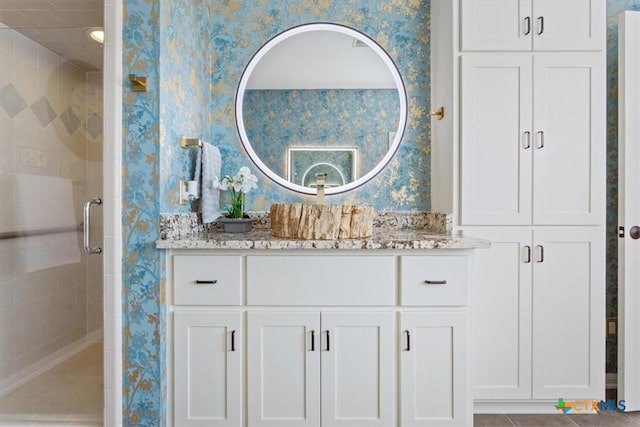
[236, 23, 407, 195]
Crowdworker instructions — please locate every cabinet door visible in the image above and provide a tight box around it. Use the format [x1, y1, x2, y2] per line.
[461, 0, 604, 52]
[466, 228, 533, 400]
[400, 311, 470, 426]
[174, 311, 242, 427]
[532, 228, 605, 399]
[532, 0, 605, 51]
[461, 54, 533, 225]
[321, 312, 395, 427]
[461, 0, 532, 51]
[532, 54, 605, 225]
[247, 312, 320, 426]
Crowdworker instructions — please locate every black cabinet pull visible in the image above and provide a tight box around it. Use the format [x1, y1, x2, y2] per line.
[424, 280, 447, 285]
[311, 330, 315, 351]
[230, 330, 236, 352]
[404, 330, 411, 351]
[524, 16, 531, 35]
[195, 280, 217, 284]
[537, 16, 544, 35]
[325, 330, 330, 351]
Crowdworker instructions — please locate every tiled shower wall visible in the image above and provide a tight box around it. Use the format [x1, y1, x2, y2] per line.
[0, 26, 103, 393]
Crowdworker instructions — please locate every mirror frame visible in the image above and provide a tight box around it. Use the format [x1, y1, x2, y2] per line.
[235, 22, 408, 195]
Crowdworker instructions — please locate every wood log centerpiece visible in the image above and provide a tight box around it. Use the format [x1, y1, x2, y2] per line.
[270, 203, 374, 239]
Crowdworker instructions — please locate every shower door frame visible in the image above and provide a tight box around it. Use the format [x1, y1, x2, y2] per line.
[103, 0, 123, 424]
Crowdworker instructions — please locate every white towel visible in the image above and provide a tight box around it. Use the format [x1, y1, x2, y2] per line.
[194, 142, 222, 224]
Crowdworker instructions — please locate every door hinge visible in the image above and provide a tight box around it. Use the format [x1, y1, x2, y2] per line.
[619, 226, 625, 238]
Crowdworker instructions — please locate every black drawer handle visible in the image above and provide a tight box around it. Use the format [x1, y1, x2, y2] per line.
[230, 330, 236, 352]
[195, 280, 218, 284]
[423, 280, 447, 285]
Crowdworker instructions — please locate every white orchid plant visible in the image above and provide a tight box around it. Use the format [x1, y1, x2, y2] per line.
[213, 166, 259, 219]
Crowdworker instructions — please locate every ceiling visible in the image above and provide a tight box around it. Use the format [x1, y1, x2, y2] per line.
[0, 0, 104, 71]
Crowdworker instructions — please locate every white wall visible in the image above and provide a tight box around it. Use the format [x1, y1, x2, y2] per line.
[0, 27, 103, 394]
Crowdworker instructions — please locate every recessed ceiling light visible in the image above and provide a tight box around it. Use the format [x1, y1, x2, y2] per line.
[87, 28, 104, 44]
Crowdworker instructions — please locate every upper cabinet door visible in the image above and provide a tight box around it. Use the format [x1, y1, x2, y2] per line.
[460, 54, 533, 225]
[532, 0, 605, 51]
[461, 0, 533, 51]
[461, 0, 604, 51]
[532, 54, 605, 225]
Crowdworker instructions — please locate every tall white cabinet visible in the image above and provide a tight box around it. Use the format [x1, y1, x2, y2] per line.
[432, 0, 606, 413]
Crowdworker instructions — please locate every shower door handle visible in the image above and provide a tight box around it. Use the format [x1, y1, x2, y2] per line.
[83, 198, 103, 255]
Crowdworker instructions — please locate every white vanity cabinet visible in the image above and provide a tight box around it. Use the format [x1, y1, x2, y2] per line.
[247, 311, 395, 427]
[168, 250, 475, 427]
[460, 0, 605, 52]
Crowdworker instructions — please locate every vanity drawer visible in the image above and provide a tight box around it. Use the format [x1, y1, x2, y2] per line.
[246, 255, 395, 306]
[400, 255, 470, 306]
[173, 255, 242, 305]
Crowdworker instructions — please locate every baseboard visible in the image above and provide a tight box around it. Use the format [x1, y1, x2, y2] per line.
[0, 328, 104, 397]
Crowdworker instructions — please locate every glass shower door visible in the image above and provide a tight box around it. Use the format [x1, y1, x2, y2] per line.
[0, 21, 104, 424]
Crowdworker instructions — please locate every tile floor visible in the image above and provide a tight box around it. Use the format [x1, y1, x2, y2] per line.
[475, 411, 640, 426]
[0, 343, 103, 427]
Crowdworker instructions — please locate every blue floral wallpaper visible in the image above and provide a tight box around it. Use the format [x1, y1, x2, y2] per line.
[123, 0, 212, 424]
[244, 89, 398, 182]
[159, 0, 213, 212]
[122, 0, 163, 423]
[120, 0, 630, 423]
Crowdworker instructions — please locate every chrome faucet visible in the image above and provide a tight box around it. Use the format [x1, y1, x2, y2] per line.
[315, 172, 326, 205]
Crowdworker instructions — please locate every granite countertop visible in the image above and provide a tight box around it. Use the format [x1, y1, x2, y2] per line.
[156, 212, 490, 250]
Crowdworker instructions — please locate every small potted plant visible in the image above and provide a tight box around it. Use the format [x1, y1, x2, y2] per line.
[213, 166, 259, 232]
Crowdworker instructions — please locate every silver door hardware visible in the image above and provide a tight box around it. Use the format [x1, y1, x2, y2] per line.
[630, 226, 640, 240]
[524, 131, 531, 149]
[619, 226, 625, 238]
[83, 198, 102, 254]
[536, 245, 544, 263]
[524, 17, 531, 35]
[524, 245, 532, 263]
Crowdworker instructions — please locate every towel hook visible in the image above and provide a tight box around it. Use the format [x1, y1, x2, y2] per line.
[129, 74, 147, 92]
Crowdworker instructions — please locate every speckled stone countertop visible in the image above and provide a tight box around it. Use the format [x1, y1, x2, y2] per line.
[156, 212, 490, 250]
